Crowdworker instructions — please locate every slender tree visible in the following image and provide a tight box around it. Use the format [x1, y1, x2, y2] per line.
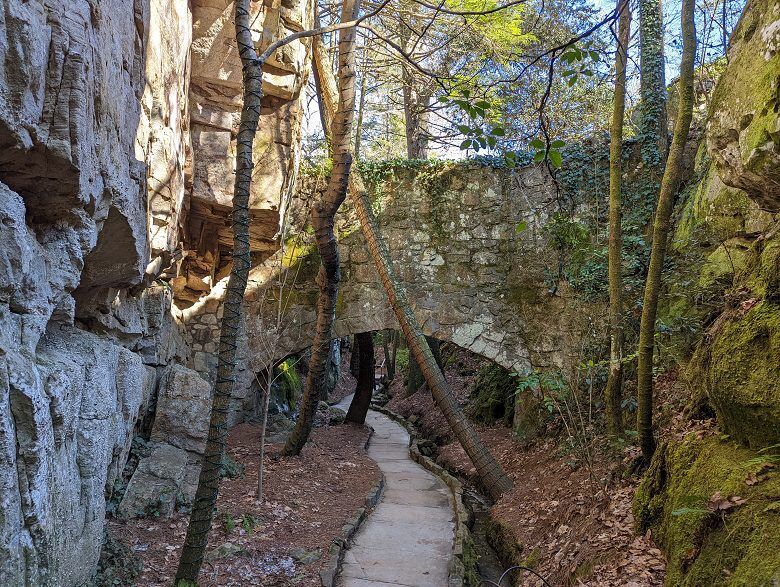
[604, 0, 631, 437]
[381, 329, 398, 381]
[636, 0, 696, 461]
[282, 0, 361, 456]
[354, 40, 371, 161]
[346, 332, 375, 424]
[399, 0, 431, 159]
[174, 0, 261, 581]
[350, 334, 361, 377]
[313, 40, 512, 500]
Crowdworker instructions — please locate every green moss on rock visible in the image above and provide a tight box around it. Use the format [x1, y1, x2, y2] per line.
[467, 363, 516, 426]
[708, 300, 780, 448]
[698, 239, 752, 289]
[634, 435, 780, 586]
[484, 516, 524, 568]
[707, 0, 780, 210]
[746, 230, 780, 299]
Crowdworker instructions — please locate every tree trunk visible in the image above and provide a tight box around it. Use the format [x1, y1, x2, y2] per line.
[174, 1, 261, 582]
[605, 0, 631, 438]
[312, 30, 512, 501]
[257, 367, 273, 500]
[282, 0, 360, 457]
[346, 332, 375, 424]
[638, 0, 668, 218]
[636, 0, 696, 462]
[389, 330, 399, 380]
[383, 330, 398, 381]
[402, 73, 430, 159]
[381, 330, 392, 380]
[350, 334, 361, 377]
[406, 335, 442, 397]
[354, 42, 369, 161]
[399, 0, 429, 159]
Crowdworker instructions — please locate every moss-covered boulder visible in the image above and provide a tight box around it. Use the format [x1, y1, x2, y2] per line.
[708, 300, 780, 448]
[685, 224, 780, 450]
[707, 0, 780, 212]
[634, 435, 780, 586]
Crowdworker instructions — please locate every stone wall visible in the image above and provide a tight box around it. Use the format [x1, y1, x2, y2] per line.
[182, 162, 607, 407]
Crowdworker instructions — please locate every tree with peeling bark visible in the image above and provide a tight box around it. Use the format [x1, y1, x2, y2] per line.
[636, 0, 697, 462]
[282, 0, 362, 457]
[312, 33, 513, 501]
[345, 331, 375, 424]
[604, 0, 631, 438]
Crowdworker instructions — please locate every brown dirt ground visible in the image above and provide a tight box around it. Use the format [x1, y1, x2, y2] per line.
[110, 423, 379, 586]
[387, 344, 667, 587]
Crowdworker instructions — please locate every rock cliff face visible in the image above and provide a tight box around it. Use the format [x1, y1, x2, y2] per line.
[0, 2, 158, 584]
[174, 0, 311, 304]
[707, 0, 780, 211]
[0, 0, 310, 584]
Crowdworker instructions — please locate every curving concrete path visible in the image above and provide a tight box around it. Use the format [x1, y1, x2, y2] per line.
[333, 396, 455, 587]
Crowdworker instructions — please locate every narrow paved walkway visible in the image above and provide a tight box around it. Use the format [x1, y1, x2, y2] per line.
[333, 396, 455, 586]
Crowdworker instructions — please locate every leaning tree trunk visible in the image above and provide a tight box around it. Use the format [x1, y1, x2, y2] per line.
[282, 0, 360, 457]
[346, 332, 375, 424]
[406, 335, 442, 397]
[174, 0, 261, 582]
[350, 177, 512, 499]
[604, 0, 631, 438]
[637, 0, 696, 462]
[312, 41, 512, 501]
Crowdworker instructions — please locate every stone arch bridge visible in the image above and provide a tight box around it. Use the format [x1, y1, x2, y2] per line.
[180, 162, 603, 390]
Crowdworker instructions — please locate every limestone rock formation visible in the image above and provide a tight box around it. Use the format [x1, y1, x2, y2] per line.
[1, 0, 314, 580]
[688, 0, 780, 448]
[145, 364, 212, 507]
[176, 0, 312, 304]
[0, 1, 159, 584]
[137, 0, 193, 258]
[118, 362, 213, 520]
[118, 443, 191, 519]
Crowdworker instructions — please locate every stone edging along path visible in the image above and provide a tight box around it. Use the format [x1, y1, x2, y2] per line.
[325, 397, 470, 587]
